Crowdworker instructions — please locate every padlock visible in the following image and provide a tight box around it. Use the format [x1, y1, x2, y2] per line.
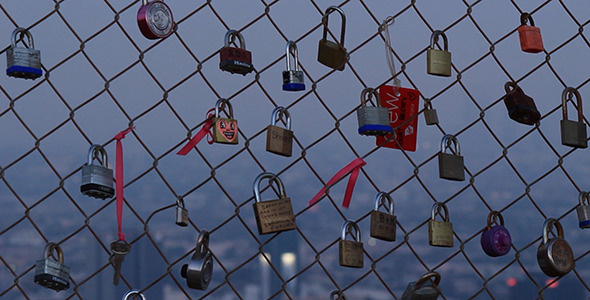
[181, 230, 214, 290]
[252, 172, 297, 235]
[330, 290, 347, 300]
[317, 6, 347, 71]
[503, 82, 541, 125]
[34, 242, 70, 291]
[80, 144, 115, 199]
[212, 98, 239, 144]
[576, 191, 590, 229]
[122, 290, 146, 300]
[339, 220, 363, 268]
[438, 134, 465, 181]
[427, 30, 451, 77]
[137, 0, 175, 39]
[175, 198, 188, 227]
[357, 88, 392, 136]
[480, 211, 511, 257]
[428, 202, 453, 247]
[401, 271, 441, 300]
[370, 191, 396, 242]
[282, 41, 305, 91]
[266, 106, 294, 157]
[518, 12, 544, 53]
[537, 218, 575, 277]
[219, 30, 254, 75]
[560, 87, 587, 148]
[424, 100, 439, 125]
[6, 28, 42, 80]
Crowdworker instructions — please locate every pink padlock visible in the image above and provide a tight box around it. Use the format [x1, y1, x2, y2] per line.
[137, 0, 175, 39]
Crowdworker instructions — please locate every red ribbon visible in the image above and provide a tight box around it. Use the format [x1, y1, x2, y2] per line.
[177, 112, 215, 155]
[114, 126, 134, 241]
[308, 157, 367, 208]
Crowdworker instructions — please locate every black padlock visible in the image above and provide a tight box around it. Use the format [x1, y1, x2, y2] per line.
[560, 87, 587, 148]
[401, 271, 441, 300]
[438, 134, 465, 181]
[181, 230, 214, 290]
[503, 82, 541, 125]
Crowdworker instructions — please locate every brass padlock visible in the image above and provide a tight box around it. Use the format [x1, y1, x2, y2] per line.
[428, 202, 453, 247]
[330, 290, 347, 300]
[34, 242, 70, 291]
[560, 87, 587, 148]
[537, 218, 575, 277]
[438, 134, 465, 181]
[122, 290, 146, 300]
[427, 30, 451, 77]
[424, 100, 439, 125]
[252, 172, 297, 235]
[175, 198, 188, 227]
[577, 191, 590, 229]
[212, 98, 238, 144]
[317, 6, 347, 71]
[339, 220, 363, 268]
[357, 88, 392, 136]
[503, 82, 541, 125]
[80, 144, 115, 200]
[401, 271, 441, 300]
[181, 230, 214, 290]
[6, 27, 42, 80]
[370, 191, 396, 242]
[283, 41, 305, 91]
[518, 13, 544, 53]
[266, 106, 294, 157]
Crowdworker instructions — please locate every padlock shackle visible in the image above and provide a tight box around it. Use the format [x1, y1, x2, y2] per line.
[330, 290, 347, 300]
[11, 27, 34, 49]
[285, 41, 300, 72]
[195, 230, 210, 258]
[176, 197, 185, 208]
[270, 106, 291, 130]
[424, 99, 434, 110]
[440, 134, 460, 155]
[413, 271, 441, 288]
[360, 87, 381, 108]
[486, 211, 505, 231]
[542, 218, 564, 244]
[430, 30, 448, 51]
[430, 202, 449, 222]
[214, 98, 234, 118]
[579, 191, 590, 206]
[42, 242, 65, 264]
[373, 191, 394, 215]
[520, 12, 535, 27]
[122, 290, 146, 300]
[87, 144, 108, 167]
[224, 29, 246, 49]
[341, 220, 361, 242]
[253, 172, 286, 203]
[321, 6, 346, 46]
[561, 87, 584, 122]
[504, 81, 521, 94]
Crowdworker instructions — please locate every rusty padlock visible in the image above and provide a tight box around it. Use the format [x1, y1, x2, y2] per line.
[560, 87, 587, 148]
[428, 202, 453, 248]
[426, 30, 451, 77]
[252, 172, 297, 235]
[370, 192, 396, 242]
[317, 6, 347, 71]
[219, 30, 254, 75]
[212, 98, 238, 144]
[537, 218, 575, 277]
[339, 220, 363, 268]
[266, 106, 294, 157]
[438, 134, 465, 181]
[503, 82, 541, 125]
[518, 12, 544, 53]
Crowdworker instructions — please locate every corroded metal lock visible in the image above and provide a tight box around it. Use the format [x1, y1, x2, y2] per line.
[34, 242, 70, 291]
[181, 230, 214, 290]
[212, 98, 238, 144]
[252, 172, 297, 235]
[266, 106, 294, 157]
[317, 6, 347, 71]
[427, 30, 451, 77]
[428, 202, 453, 247]
[503, 82, 541, 125]
[424, 100, 439, 125]
[339, 220, 363, 268]
[122, 290, 146, 300]
[577, 191, 590, 229]
[357, 87, 392, 136]
[518, 12, 544, 53]
[537, 218, 575, 277]
[560, 87, 587, 148]
[283, 41, 305, 91]
[6, 27, 42, 80]
[370, 191, 396, 242]
[137, 0, 175, 39]
[81, 144, 115, 199]
[480, 211, 511, 257]
[438, 134, 465, 181]
[330, 290, 347, 300]
[219, 30, 253, 75]
[401, 271, 441, 300]
[175, 198, 188, 227]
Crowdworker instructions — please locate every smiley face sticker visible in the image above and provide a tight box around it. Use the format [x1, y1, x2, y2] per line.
[214, 118, 238, 144]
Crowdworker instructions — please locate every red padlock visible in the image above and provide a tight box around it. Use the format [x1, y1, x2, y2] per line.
[517, 12, 544, 53]
[219, 30, 254, 76]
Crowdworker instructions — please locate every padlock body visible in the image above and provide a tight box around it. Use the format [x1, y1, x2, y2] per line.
[401, 281, 439, 300]
[212, 117, 238, 144]
[176, 205, 189, 227]
[424, 108, 439, 125]
[576, 205, 590, 228]
[34, 258, 70, 291]
[560, 119, 588, 148]
[480, 225, 511, 257]
[253, 197, 297, 235]
[317, 39, 347, 71]
[357, 106, 392, 136]
[427, 49, 451, 77]
[503, 90, 541, 125]
[181, 252, 213, 290]
[537, 238, 575, 277]
[6, 46, 42, 79]
[137, 1, 174, 39]
[438, 153, 465, 181]
[282, 70, 305, 91]
[518, 25, 544, 53]
[80, 164, 115, 199]
[266, 125, 293, 157]
[219, 46, 253, 75]
[338, 240, 363, 268]
[428, 220, 453, 247]
[370, 210, 396, 241]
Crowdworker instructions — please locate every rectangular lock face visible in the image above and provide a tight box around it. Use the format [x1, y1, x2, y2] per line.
[370, 210, 396, 241]
[253, 197, 297, 235]
[219, 46, 254, 75]
[176, 206, 188, 226]
[338, 240, 363, 268]
[317, 39, 347, 71]
[357, 106, 392, 135]
[438, 153, 465, 181]
[34, 259, 70, 291]
[7, 47, 42, 79]
[518, 25, 544, 53]
[426, 49, 451, 77]
[576, 206, 590, 228]
[428, 220, 454, 247]
[424, 108, 439, 125]
[266, 125, 293, 157]
[212, 117, 239, 144]
[560, 119, 588, 148]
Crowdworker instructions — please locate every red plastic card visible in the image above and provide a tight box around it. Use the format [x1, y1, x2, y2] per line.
[376, 85, 420, 151]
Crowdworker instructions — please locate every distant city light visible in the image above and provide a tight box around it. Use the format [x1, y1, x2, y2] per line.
[507, 278, 517, 287]
[368, 237, 377, 247]
[281, 252, 296, 267]
[545, 279, 559, 289]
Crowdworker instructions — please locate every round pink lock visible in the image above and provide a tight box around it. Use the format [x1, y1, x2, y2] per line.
[137, 0, 174, 39]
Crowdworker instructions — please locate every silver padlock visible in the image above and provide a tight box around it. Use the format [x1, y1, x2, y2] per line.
[577, 191, 590, 229]
[424, 100, 439, 125]
[6, 27, 42, 80]
[176, 198, 189, 227]
[282, 41, 305, 91]
[426, 30, 451, 77]
[122, 290, 146, 300]
[438, 134, 465, 181]
[401, 271, 441, 300]
[80, 144, 115, 199]
[34, 242, 70, 291]
[181, 230, 214, 290]
[537, 218, 575, 277]
[330, 290, 347, 300]
[357, 87, 392, 136]
[560, 87, 587, 148]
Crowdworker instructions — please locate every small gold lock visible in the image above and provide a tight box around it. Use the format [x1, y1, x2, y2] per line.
[266, 107, 294, 157]
[370, 192, 396, 242]
[426, 30, 451, 77]
[252, 172, 297, 235]
[339, 220, 363, 268]
[428, 202, 453, 247]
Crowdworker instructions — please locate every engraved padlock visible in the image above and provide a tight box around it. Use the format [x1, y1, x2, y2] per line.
[438, 134, 465, 181]
[357, 87, 392, 136]
[282, 41, 305, 91]
[518, 12, 544, 53]
[537, 218, 575, 277]
[480, 211, 511, 257]
[503, 82, 541, 125]
[34, 242, 70, 291]
[181, 230, 214, 290]
[212, 98, 238, 144]
[317, 6, 347, 71]
[252, 172, 297, 235]
[401, 271, 441, 300]
[330, 290, 347, 300]
[560, 87, 587, 148]
[137, 0, 175, 39]
[427, 30, 451, 77]
[266, 106, 294, 157]
[6, 27, 42, 80]
[219, 30, 254, 75]
[424, 100, 439, 125]
[370, 192, 396, 242]
[175, 198, 188, 227]
[122, 290, 146, 300]
[80, 144, 115, 199]
[428, 202, 453, 247]
[339, 220, 363, 268]
[576, 191, 590, 229]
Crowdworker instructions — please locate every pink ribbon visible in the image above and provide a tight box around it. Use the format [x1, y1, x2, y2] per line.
[114, 126, 134, 241]
[177, 112, 215, 155]
[309, 157, 367, 208]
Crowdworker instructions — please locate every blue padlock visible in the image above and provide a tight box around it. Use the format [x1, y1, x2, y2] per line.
[6, 28, 42, 80]
[282, 40, 305, 91]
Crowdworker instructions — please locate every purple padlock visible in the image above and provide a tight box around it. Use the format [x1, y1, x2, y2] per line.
[480, 211, 511, 257]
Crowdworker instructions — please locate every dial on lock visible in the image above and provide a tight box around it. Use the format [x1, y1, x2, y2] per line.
[137, 0, 175, 39]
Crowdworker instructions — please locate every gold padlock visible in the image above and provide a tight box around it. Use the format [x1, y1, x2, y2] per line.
[370, 192, 396, 242]
[212, 98, 238, 144]
[426, 30, 451, 77]
[428, 202, 453, 247]
[266, 106, 294, 157]
[317, 6, 347, 71]
[252, 172, 297, 235]
[339, 220, 363, 268]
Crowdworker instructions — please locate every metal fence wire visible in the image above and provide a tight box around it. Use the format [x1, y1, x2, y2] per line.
[2, 0, 590, 299]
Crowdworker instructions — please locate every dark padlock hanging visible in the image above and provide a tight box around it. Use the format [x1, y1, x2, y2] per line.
[219, 30, 254, 75]
[283, 41, 305, 91]
[317, 6, 347, 71]
[480, 211, 511, 257]
[438, 134, 465, 181]
[339, 220, 363, 268]
[122, 290, 146, 300]
[175, 198, 189, 227]
[577, 191, 590, 229]
[517, 12, 544, 53]
[181, 230, 214, 290]
[560, 87, 587, 148]
[137, 0, 175, 39]
[370, 191, 396, 242]
[537, 218, 575, 277]
[330, 290, 347, 300]
[426, 30, 451, 77]
[401, 271, 441, 300]
[212, 98, 239, 145]
[428, 202, 453, 247]
[424, 100, 439, 125]
[34, 242, 70, 291]
[80, 144, 115, 199]
[252, 172, 297, 235]
[503, 82, 541, 125]
[357, 87, 392, 136]
[266, 106, 294, 157]
[6, 27, 42, 80]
